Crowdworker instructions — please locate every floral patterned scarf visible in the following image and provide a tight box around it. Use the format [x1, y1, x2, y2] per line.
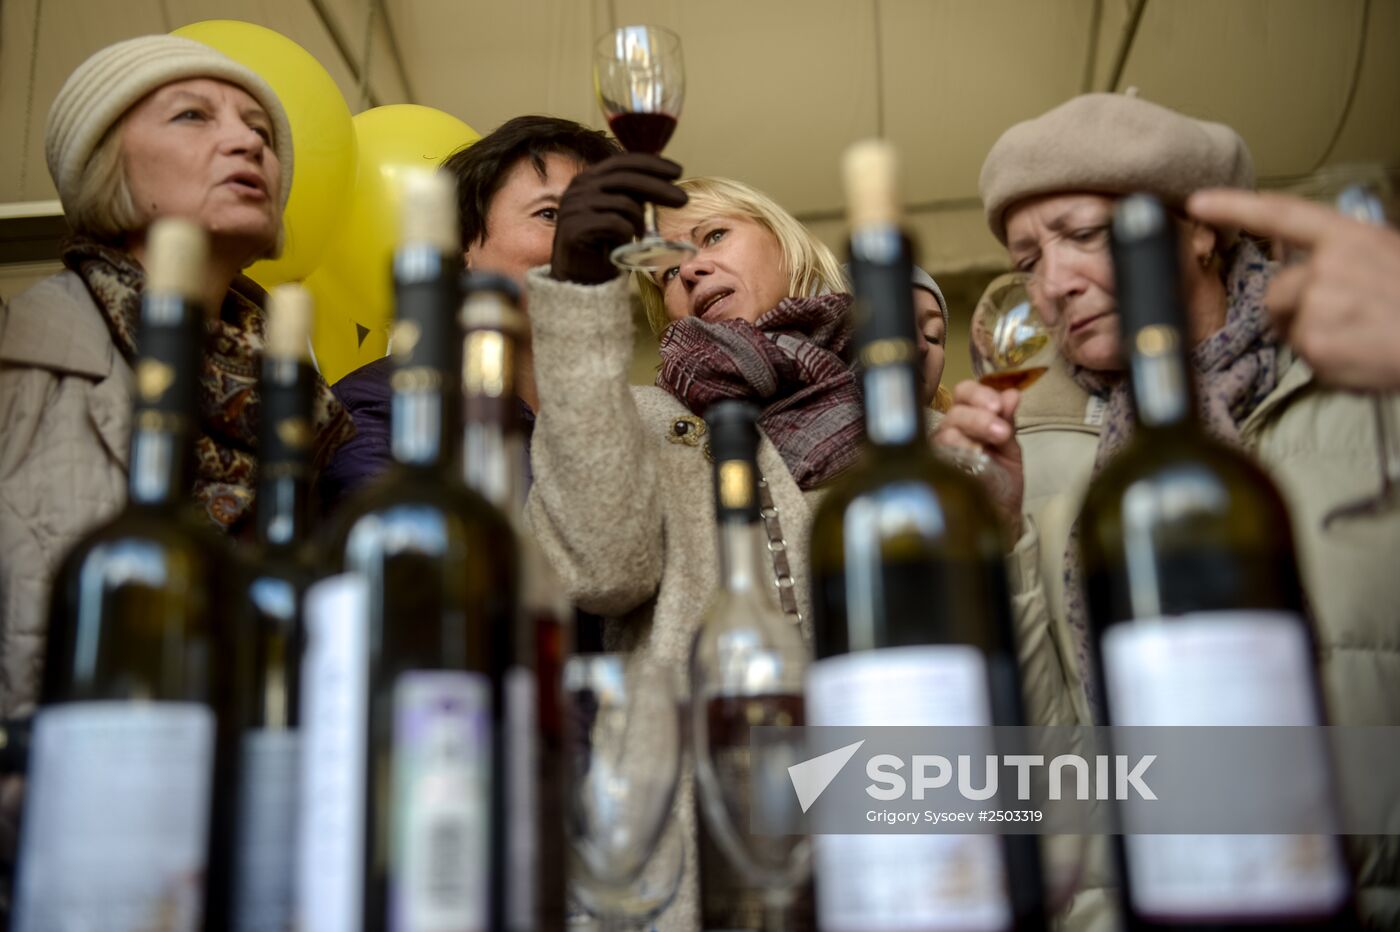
[1062, 239, 1280, 715]
[64, 237, 355, 531]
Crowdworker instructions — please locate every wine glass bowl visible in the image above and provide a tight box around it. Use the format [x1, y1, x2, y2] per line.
[971, 274, 1057, 392]
[563, 654, 683, 920]
[593, 25, 696, 272]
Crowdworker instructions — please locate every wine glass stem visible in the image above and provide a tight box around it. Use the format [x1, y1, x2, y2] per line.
[642, 200, 662, 241]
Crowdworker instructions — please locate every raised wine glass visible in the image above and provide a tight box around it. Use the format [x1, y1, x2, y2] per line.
[593, 25, 695, 273]
[564, 653, 684, 931]
[937, 273, 1060, 494]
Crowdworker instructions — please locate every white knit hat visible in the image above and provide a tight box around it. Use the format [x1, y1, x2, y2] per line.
[45, 35, 294, 217]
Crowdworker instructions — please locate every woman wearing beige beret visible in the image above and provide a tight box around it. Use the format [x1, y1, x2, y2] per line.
[937, 92, 1400, 930]
[0, 36, 353, 725]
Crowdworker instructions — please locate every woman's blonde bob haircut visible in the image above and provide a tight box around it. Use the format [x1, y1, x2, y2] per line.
[636, 176, 848, 334]
[66, 117, 284, 261]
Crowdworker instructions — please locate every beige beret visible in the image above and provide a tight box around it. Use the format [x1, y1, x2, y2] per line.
[45, 35, 294, 217]
[979, 92, 1253, 244]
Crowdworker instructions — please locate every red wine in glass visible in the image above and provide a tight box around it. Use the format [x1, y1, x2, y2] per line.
[607, 112, 678, 156]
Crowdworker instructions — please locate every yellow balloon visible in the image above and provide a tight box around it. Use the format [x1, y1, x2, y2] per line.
[310, 105, 480, 331]
[173, 20, 356, 286]
[307, 266, 368, 385]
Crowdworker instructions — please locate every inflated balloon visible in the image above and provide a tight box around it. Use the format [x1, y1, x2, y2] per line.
[311, 105, 480, 331]
[173, 20, 356, 286]
[305, 263, 389, 384]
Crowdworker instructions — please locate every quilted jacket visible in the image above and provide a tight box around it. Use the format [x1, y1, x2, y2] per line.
[0, 271, 131, 719]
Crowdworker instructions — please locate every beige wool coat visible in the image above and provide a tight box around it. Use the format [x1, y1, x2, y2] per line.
[523, 269, 822, 930]
[1009, 350, 1400, 931]
[523, 268, 1078, 930]
[0, 271, 133, 720]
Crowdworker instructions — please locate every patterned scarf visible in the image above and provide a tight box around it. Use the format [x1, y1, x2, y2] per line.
[1062, 239, 1280, 716]
[64, 237, 355, 531]
[656, 293, 863, 489]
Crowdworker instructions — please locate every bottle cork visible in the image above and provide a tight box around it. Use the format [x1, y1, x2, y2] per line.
[266, 284, 314, 361]
[146, 218, 208, 299]
[843, 139, 901, 231]
[399, 169, 458, 253]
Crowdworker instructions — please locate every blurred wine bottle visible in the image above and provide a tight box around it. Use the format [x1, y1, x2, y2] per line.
[1079, 194, 1354, 931]
[459, 273, 569, 929]
[689, 400, 814, 930]
[230, 283, 319, 932]
[14, 219, 236, 932]
[299, 171, 518, 932]
[805, 140, 1045, 932]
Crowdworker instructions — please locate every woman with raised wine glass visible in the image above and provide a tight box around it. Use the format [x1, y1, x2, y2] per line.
[935, 91, 1400, 930]
[529, 166, 848, 929]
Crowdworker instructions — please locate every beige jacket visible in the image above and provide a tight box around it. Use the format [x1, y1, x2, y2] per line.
[1010, 351, 1400, 929]
[0, 271, 132, 720]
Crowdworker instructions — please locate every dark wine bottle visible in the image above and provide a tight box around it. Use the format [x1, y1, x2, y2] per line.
[1080, 194, 1354, 931]
[459, 273, 569, 930]
[805, 141, 1044, 932]
[299, 171, 518, 932]
[230, 284, 318, 932]
[689, 401, 813, 931]
[14, 219, 236, 932]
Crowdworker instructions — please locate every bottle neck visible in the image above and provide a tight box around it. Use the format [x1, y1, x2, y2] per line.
[716, 515, 776, 603]
[390, 246, 462, 470]
[127, 292, 203, 507]
[1127, 324, 1195, 430]
[256, 357, 313, 546]
[391, 374, 453, 467]
[861, 355, 924, 448]
[463, 327, 524, 516]
[128, 416, 193, 506]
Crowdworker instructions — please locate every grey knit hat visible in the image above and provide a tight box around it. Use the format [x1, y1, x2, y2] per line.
[45, 35, 294, 217]
[979, 92, 1253, 244]
[912, 264, 949, 333]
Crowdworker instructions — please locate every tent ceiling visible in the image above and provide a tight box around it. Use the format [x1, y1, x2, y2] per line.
[2, 0, 1396, 272]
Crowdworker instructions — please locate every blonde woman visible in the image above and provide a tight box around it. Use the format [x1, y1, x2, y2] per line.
[528, 160, 850, 929]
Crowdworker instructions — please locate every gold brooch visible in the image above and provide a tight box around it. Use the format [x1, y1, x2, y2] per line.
[666, 415, 712, 460]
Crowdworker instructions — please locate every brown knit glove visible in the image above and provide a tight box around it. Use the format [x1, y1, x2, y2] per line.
[550, 154, 688, 285]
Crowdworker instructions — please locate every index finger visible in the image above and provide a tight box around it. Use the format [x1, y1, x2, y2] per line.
[1186, 189, 1352, 249]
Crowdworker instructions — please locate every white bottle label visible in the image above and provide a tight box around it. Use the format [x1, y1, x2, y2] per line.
[392, 671, 492, 932]
[14, 702, 214, 932]
[505, 665, 538, 931]
[1103, 611, 1349, 919]
[298, 573, 370, 932]
[236, 729, 299, 932]
[805, 646, 1012, 932]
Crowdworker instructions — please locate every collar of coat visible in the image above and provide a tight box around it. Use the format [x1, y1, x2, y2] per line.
[0, 270, 116, 379]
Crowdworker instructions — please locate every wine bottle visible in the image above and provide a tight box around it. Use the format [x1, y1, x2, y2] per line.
[805, 140, 1044, 932]
[689, 400, 813, 931]
[230, 284, 318, 932]
[459, 273, 569, 930]
[299, 171, 519, 932]
[14, 219, 235, 932]
[1079, 194, 1354, 930]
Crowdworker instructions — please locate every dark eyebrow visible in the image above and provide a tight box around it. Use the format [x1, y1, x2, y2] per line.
[525, 193, 561, 208]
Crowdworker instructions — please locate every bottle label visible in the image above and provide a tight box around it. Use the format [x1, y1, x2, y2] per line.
[14, 702, 214, 932]
[805, 646, 1012, 932]
[391, 671, 492, 932]
[1103, 611, 1349, 919]
[235, 729, 299, 932]
[298, 573, 370, 932]
[505, 666, 538, 930]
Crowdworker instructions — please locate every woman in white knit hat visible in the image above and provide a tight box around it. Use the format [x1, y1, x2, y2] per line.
[936, 92, 1400, 931]
[0, 35, 353, 724]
